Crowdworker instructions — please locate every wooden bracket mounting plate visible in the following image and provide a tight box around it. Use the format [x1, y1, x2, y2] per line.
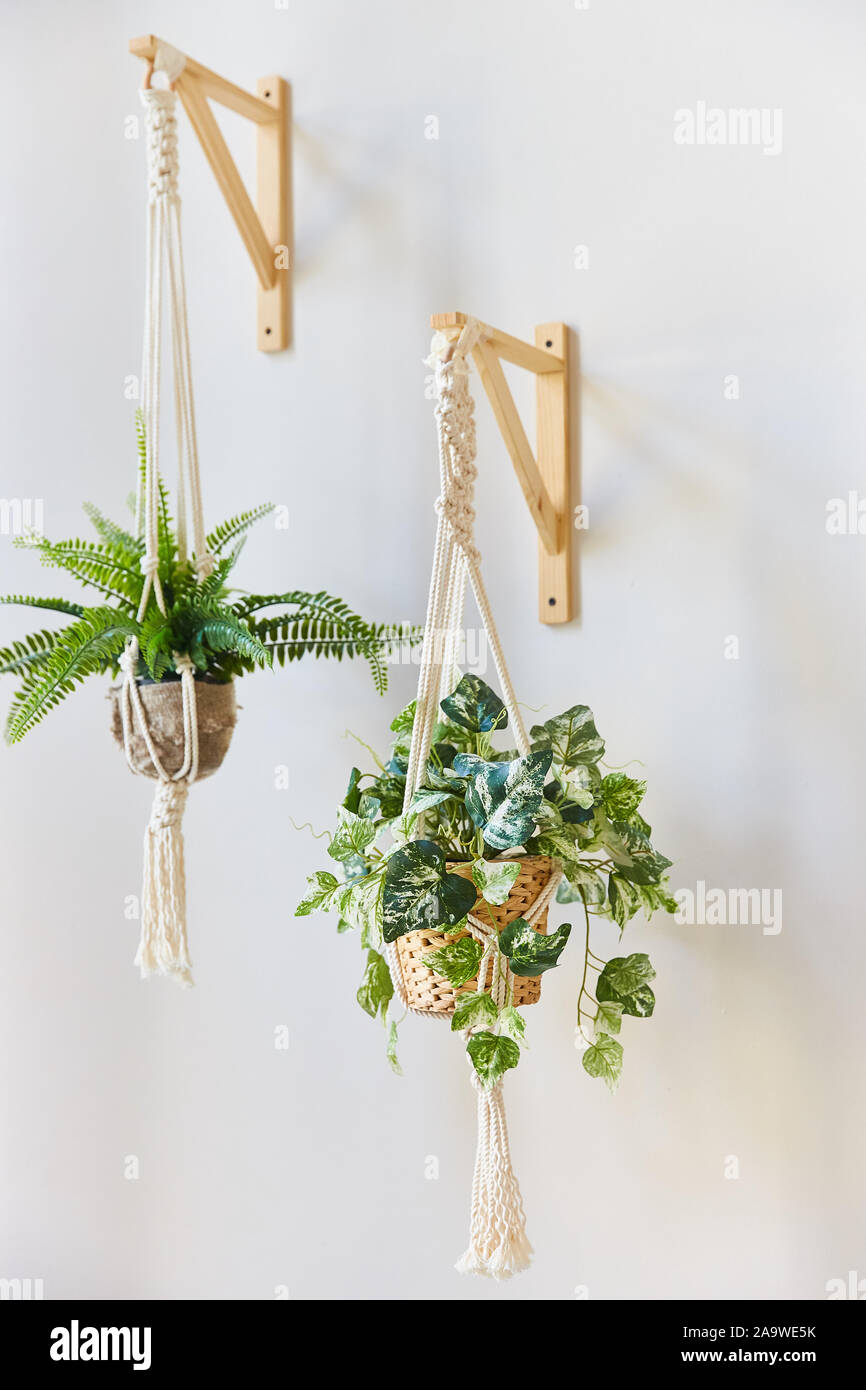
[431, 313, 572, 624]
[130, 36, 291, 351]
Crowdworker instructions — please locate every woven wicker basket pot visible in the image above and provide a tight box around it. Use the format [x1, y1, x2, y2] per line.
[108, 677, 237, 781]
[395, 855, 555, 1015]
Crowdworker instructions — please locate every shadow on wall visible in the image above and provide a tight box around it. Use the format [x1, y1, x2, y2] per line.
[292, 121, 410, 284]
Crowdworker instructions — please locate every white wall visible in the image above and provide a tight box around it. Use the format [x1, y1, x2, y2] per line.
[1, 0, 863, 1301]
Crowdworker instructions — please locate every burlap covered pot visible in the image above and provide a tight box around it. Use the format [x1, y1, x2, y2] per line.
[394, 855, 555, 1014]
[109, 677, 237, 780]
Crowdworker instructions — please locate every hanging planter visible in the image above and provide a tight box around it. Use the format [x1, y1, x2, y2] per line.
[297, 318, 677, 1278]
[0, 59, 414, 987]
[108, 675, 237, 780]
[394, 857, 555, 1013]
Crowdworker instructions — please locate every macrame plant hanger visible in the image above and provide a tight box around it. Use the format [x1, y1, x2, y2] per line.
[119, 40, 291, 984]
[389, 314, 572, 1277]
[119, 47, 214, 987]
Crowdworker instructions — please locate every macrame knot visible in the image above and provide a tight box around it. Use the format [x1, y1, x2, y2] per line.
[193, 553, 217, 580]
[118, 644, 139, 679]
[140, 554, 160, 579]
[436, 489, 480, 563]
[150, 777, 189, 830]
[434, 387, 480, 561]
[138, 776, 194, 987]
[173, 652, 196, 678]
[140, 90, 180, 203]
[455, 1068, 533, 1280]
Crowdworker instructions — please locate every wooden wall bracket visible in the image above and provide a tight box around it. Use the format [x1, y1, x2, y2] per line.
[130, 36, 291, 351]
[431, 313, 572, 624]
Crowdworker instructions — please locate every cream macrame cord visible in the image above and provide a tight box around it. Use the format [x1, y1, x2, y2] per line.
[120, 47, 215, 988]
[390, 319, 562, 1277]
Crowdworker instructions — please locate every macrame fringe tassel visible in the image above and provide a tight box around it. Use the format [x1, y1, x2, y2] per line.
[455, 1074, 532, 1279]
[135, 779, 194, 988]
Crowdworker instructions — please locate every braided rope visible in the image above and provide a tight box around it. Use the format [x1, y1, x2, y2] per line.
[392, 319, 536, 1017]
[121, 61, 214, 986]
[393, 321, 564, 1275]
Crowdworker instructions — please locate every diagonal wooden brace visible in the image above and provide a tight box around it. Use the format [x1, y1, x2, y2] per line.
[431, 313, 572, 624]
[130, 36, 291, 351]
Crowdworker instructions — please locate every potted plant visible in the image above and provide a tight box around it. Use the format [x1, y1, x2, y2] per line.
[297, 672, 676, 1092]
[0, 465, 407, 750]
[0, 427, 415, 985]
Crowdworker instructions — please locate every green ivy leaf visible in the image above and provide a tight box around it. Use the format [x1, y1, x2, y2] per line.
[339, 870, 384, 945]
[328, 808, 378, 863]
[470, 858, 521, 906]
[410, 787, 458, 816]
[451, 990, 498, 1032]
[602, 820, 672, 886]
[582, 1033, 623, 1092]
[455, 749, 552, 851]
[530, 705, 604, 770]
[384, 810, 419, 848]
[596, 954, 656, 1017]
[382, 840, 477, 942]
[595, 1000, 623, 1036]
[424, 762, 467, 792]
[390, 699, 417, 736]
[466, 1031, 521, 1088]
[560, 766, 599, 811]
[440, 674, 507, 733]
[499, 918, 572, 977]
[536, 823, 583, 864]
[295, 870, 343, 916]
[608, 873, 642, 929]
[499, 1005, 527, 1046]
[423, 936, 483, 988]
[556, 864, 606, 905]
[386, 1020, 402, 1076]
[636, 881, 679, 918]
[341, 767, 362, 814]
[544, 768, 599, 818]
[601, 772, 646, 822]
[356, 949, 393, 1021]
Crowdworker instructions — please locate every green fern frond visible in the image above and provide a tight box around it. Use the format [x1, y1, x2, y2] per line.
[196, 545, 244, 598]
[0, 628, 61, 677]
[156, 475, 176, 574]
[138, 607, 174, 681]
[181, 601, 271, 669]
[206, 504, 275, 556]
[5, 607, 138, 742]
[135, 407, 147, 470]
[247, 612, 385, 693]
[133, 410, 147, 526]
[240, 596, 420, 695]
[0, 595, 85, 617]
[371, 621, 424, 658]
[15, 536, 143, 608]
[83, 503, 143, 557]
[198, 618, 271, 667]
[231, 590, 373, 622]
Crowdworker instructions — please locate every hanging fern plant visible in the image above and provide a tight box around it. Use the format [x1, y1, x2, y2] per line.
[0, 431, 416, 744]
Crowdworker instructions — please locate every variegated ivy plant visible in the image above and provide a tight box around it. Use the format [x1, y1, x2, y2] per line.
[296, 673, 676, 1091]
